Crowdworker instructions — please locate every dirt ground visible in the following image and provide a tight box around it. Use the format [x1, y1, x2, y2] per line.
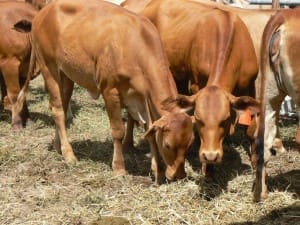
[0, 76, 299, 225]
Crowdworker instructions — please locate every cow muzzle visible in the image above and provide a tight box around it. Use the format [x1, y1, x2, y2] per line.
[165, 164, 186, 181]
[200, 150, 223, 164]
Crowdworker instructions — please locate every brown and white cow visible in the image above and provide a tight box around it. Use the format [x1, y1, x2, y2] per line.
[255, 8, 300, 201]
[14, 0, 194, 183]
[122, 0, 260, 176]
[0, 1, 38, 129]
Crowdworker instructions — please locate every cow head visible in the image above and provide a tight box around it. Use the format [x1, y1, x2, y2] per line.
[165, 85, 260, 165]
[144, 112, 194, 181]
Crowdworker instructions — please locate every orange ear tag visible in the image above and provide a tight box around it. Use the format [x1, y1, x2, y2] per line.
[238, 108, 252, 126]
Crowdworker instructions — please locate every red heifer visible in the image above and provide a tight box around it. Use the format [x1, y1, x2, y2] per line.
[15, 0, 194, 183]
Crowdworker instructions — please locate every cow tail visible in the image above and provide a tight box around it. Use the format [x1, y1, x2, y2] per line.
[15, 36, 36, 114]
[256, 11, 285, 169]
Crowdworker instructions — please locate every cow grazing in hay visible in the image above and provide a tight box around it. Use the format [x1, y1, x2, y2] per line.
[0, 1, 39, 129]
[255, 8, 300, 201]
[14, 0, 195, 183]
[122, 0, 286, 167]
[122, 0, 260, 178]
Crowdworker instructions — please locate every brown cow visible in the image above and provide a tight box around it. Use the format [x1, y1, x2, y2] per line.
[255, 8, 300, 201]
[0, 1, 38, 129]
[122, 0, 286, 157]
[187, 0, 287, 160]
[122, 0, 260, 177]
[14, 0, 194, 183]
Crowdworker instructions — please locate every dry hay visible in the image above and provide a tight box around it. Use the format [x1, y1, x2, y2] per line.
[0, 76, 299, 225]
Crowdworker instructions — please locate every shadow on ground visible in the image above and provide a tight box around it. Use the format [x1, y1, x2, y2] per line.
[230, 202, 300, 225]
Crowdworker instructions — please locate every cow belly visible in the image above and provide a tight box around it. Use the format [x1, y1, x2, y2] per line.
[122, 89, 147, 125]
[58, 56, 100, 99]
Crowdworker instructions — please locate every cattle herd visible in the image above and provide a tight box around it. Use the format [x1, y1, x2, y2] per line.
[0, 0, 299, 203]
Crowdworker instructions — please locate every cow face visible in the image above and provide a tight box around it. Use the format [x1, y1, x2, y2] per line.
[144, 112, 194, 181]
[168, 86, 260, 165]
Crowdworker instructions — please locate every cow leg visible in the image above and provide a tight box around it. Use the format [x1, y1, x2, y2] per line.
[246, 115, 259, 169]
[1, 58, 26, 129]
[253, 162, 268, 202]
[123, 113, 135, 151]
[0, 75, 10, 111]
[265, 94, 285, 153]
[60, 73, 74, 126]
[103, 88, 127, 176]
[201, 163, 214, 178]
[19, 76, 30, 123]
[0, 73, 7, 108]
[148, 135, 165, 184]
[43, 69, 77, 163]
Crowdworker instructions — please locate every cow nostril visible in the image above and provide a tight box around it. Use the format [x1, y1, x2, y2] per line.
[214, 153, 219, 162]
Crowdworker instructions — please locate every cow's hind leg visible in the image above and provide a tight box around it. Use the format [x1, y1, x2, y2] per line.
[43, 69, 77, 163]
[19, 76, 30, 123]
[123, 113, 135, 151]
[0, 73, 7, 109]
[1, 58, 27, 129]
[60, 72, 74, 126]
[103, 88, 127, 176]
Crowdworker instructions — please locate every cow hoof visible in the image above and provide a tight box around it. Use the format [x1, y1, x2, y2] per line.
[253, 191, 268, 203]
[154, 172, 165, 185]
[12, 123, 23, 130]
[64, 154, 78, 164]
[272, 138, 286, 155]
[114, 168, 127, 177]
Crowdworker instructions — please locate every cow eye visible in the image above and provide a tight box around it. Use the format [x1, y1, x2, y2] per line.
[164, 143, 171, 150]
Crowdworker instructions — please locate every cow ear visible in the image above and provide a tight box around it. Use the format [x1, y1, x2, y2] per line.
[230, 96, 260, 114]
[143, 116, 168, 139]
[229, 96, 260, 126]
[13, 20, 32, 33]
[161, 94, 196, 112]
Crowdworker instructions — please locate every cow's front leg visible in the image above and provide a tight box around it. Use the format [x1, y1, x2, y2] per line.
[43, 70, 77, 164]
[253, 162, 268, 202]
[147, 134, 165, 184]
[103, 88, 126, 176]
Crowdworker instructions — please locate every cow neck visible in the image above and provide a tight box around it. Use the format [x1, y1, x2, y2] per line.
[144, 70, 178, 124]
[206, 71, 235, 93]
